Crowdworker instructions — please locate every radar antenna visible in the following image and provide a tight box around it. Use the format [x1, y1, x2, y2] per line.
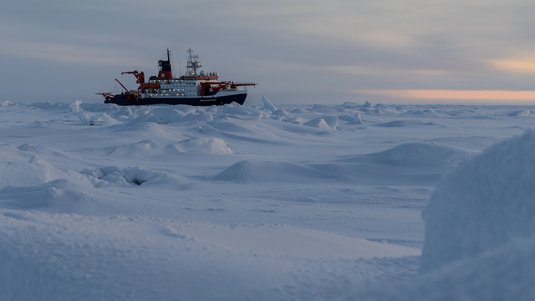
[186, 48, 202, 76]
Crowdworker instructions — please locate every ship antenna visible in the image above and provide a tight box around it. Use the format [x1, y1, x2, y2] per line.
[186, 48, 202, 76]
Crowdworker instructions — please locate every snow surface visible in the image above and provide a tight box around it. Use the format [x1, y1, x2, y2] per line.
[1, 100, 535, 300]
[346, 130, 535, 301]
[421, 130, 535, 272]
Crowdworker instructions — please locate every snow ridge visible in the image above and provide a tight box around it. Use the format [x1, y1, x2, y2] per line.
[421, 130, 535, 271]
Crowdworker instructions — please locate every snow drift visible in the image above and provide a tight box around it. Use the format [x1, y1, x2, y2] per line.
[421, 130, 535, 272]
[173, 137, 234, 155]
[349, 130, 535, 300]
[351, 143, 473, 168]
[2, 100, 534, 300]
[82, 166, 172, 187]
[214, 143, 472, 185]
[0, 179, 85, 210]
[213, 160, 323, 183]
[354, 235, 535, 301]
[0, 144, 68, 189]
[0, 211, 418, 301]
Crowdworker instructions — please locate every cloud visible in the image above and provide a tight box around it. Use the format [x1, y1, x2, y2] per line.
[329, 65, 448, 77]
[488, 54, 535, 74]
[0, 40, 142, 66]
[357, 89, 535, 103]
[3, 0, 535, 103]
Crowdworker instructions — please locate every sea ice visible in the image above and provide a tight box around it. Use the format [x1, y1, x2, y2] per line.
[421, 130, 535, 271]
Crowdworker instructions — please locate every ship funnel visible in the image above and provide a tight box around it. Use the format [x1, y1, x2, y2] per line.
[157, 48, 173, 80]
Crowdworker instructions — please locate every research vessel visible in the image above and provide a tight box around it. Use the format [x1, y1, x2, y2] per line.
[99, 49, 256, 106]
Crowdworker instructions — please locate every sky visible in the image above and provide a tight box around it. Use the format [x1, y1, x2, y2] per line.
[2, 0, 535, 105]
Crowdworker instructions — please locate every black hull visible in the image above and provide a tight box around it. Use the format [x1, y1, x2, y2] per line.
[105, 93, 247, 106]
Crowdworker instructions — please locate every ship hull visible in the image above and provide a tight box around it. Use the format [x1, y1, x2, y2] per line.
[104, 92, 247, 106]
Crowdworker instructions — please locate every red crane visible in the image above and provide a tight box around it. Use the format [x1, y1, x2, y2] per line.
[121, 71, 160, 91]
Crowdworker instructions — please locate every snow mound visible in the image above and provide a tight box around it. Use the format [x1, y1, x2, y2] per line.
[0, 179, 85, 210]
[213, 148, 463, 185]
[376, 120, 442, 128]
[508, 109, 533, 117]
[213, 160, 324, 183]
[271, 108, 289, 119]
[352, 235, 535, 301]
[18, 143, 70, 157]
[0, 160, 49, 188]
[304, 116, 338, 130]
[30, 101, 72, 111]
[173, 137, 234, 155]
[344, 143, 472, 168]
[220, 103, 263, 118]
[206, 120, 253, 133]
[82, 166, 171, 187]
[78, 112, 120, 126]
[101, 138, 233, 157]
[350, 112, 364, 124]
[359, 102, 405, 114]
[0, 213, 418, 301]
[104, 140, 160, 157]
[421, 131, 535, 271]
[1, 100, 15, 107]
[181, 110, 213, 123]
[0, 145, 66, 189]
[111, 121, 181, 141]
[163, 223, 420, 259]
[311, 104, 345, 114]
[134, 107, 184, 124]
[407, 107, 436, 115]
[129, 106, 213, 125]
[70, 100, 113, 114]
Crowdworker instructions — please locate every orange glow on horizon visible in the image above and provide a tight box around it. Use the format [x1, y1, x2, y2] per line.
[357, 89, 535, 102]
[488, 57, 535, 73]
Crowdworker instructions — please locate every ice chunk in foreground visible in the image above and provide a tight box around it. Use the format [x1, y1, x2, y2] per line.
[356, 236, 535, 301]
[421, 130, 535, 271]
[350, 131, 535, 300]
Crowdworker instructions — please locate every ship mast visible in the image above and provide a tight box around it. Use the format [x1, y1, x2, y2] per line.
[186, 48, 202, 76]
